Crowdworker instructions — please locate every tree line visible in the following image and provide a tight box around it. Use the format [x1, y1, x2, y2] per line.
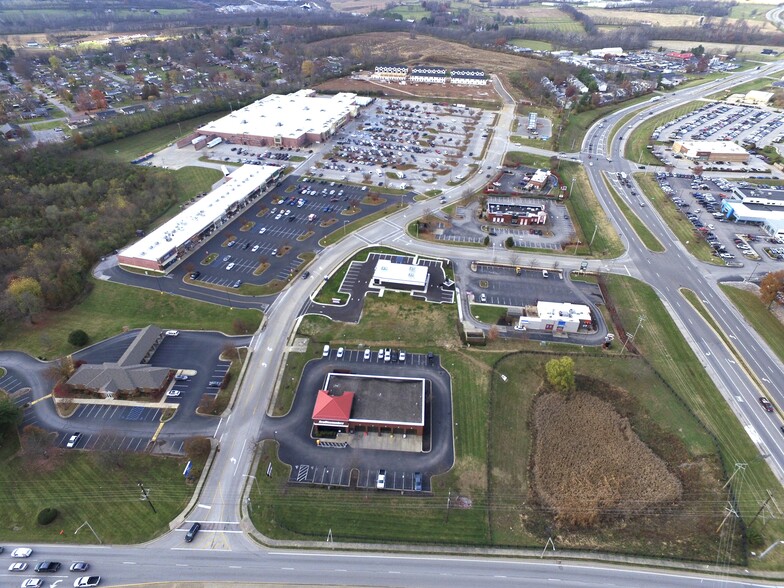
[0, 144, 180, 333]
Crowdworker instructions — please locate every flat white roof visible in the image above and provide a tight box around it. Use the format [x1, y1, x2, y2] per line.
[373, 260, 429, 287]
[676, 140, 748, 155]
[198, 89, 358, 140]
[728, 201, 784, 223]
[120, 164, 280, 263]
[537, 301, 592, 322]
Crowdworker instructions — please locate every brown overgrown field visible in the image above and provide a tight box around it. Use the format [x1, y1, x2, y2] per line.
[308, 32, 540, 74]
[582, 8, 779, 32]
[533, 391, 682, 527]
[316, 76, 500, 102]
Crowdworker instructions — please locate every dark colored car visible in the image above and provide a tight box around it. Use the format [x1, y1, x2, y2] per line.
[302, 271, 310, 279]
[759, 397, 774, 412]
[35, 561, 61, 573]
[208, 381, 222, 388]
[185, 522, 201, 542]
[427, 352, 435, 365]
[190, 271, 201, 280]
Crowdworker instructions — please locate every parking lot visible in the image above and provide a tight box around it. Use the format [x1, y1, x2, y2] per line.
[467, 264, 590, 308]
[173, 174, 413, 289]
[310, 99, 496, 193]
[652, 171, 782, 265]
[652, 101, 782, 172]
[270, 350, 452, 494]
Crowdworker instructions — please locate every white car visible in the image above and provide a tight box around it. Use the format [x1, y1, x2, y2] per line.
[22, 580, 43, 588]
[166, 390, 182, 397]
[8, 563, 28, 571]
[337, 347, 344, 358]
[363, 348, 371, 360]
[398, 350, 406, 362]
[377, 348, 383, 360]
[251, 245, 259, 252]
[258, 227, 267, 234]
[226, 262, 235, 270]
[165, 330, 179, 336]
[12, 548, 32, 558]
[66, 432, 82, 448]
[74, 577, 101, 588]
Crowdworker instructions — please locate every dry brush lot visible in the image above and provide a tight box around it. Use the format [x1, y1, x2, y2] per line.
[532, 391, 681, 527]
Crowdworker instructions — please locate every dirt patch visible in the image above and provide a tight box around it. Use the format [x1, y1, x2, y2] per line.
[532, 391, 682, 527]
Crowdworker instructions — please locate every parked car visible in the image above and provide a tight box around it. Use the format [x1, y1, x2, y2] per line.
[414, 472, 423, 492]
[323, 344, 330, 357]
[398, 350, 406, 362]
[363, 348, 371, 360]
[12, 548, 32, 558]
[189, 271, 201, 280]
[376, 469, 386, 489]
[166, 390, 181, 397]
[208, 381, 222, 388]
[174, 374, 189, 381]
[337, 347, 344, 359]
[232, 280, 242, 288]
[66, 433, 82, 448]
[165, 330, 179, 336]
[22, 580, 43, 588]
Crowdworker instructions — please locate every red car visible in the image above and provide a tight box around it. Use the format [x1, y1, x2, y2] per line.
[759, 397, 774, 412]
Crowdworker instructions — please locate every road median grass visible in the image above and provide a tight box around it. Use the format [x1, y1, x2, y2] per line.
[319, 204, 405, 247]
[624, 102, 703, 166]
[5, 278, 261, 358]
[602, 173, 665, 252]
[559, 94, 650, 152]
[720, 283, 784, 364]
[634, 173, 720, 264]
[1, 451, 196, 544]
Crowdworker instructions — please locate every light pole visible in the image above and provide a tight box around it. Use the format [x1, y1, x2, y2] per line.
[74, 521, 102, 544]
[343, 220, 349, 237]
[569, 177, 575, 198]
[589, 224, 598, 248]
[746, 260, 761, 283]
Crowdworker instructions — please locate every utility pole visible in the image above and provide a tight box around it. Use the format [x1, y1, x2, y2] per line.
[717, 501, 739, 533]
[589, 224, 598, 248]
[445, 490, 451, 523]
[137, 481, 157, 514]
[749, 490, 777, 527]
[621, 315, 645, 354]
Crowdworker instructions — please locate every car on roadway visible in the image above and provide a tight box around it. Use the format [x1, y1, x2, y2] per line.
[166, 390, 181, 397]
[174, 374, 189, 381]
[376, 469, 386, 489]
[363, 348, 371, 361]
[185, 522, 201, 543]
[414, 472, 423, 492]
[189, 271, 201, 280]
[12, 548, 32, 558]
[22, 579, 43, 588]
[66, 433, 82, 448]
[302, 271, 310, 279]
[70, 563, 89, 572]
[8, 563, 28, 572]
[337, 347, 344, 358]
[759, 397, 774, 412]
[73, 577, 101, 587]
[165, 330, 179, 336]
[35, 562, 61, 573]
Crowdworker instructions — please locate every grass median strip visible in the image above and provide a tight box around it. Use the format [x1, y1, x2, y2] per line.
[602, 173, 665, 252]
[720, 283, 784, 364]
[634, 173, 719, 264]
[319, 204, 405, 247]
[624, 102, 703, 166]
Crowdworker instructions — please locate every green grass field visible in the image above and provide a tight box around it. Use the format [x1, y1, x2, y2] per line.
[508, 39, 553, 51]
[94, 112, 224, 161]
[634, 173, 719, 264]
[148, 167, 223, 230]
[720, 284, 784, 364]
[6, 278, 261, 358]
[729, 3, 771, 21]
[602, 173, 665, 252]
[707, 77, 777, 100]
[0, 452, 194, 544]
[468, 303, 507, 324]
